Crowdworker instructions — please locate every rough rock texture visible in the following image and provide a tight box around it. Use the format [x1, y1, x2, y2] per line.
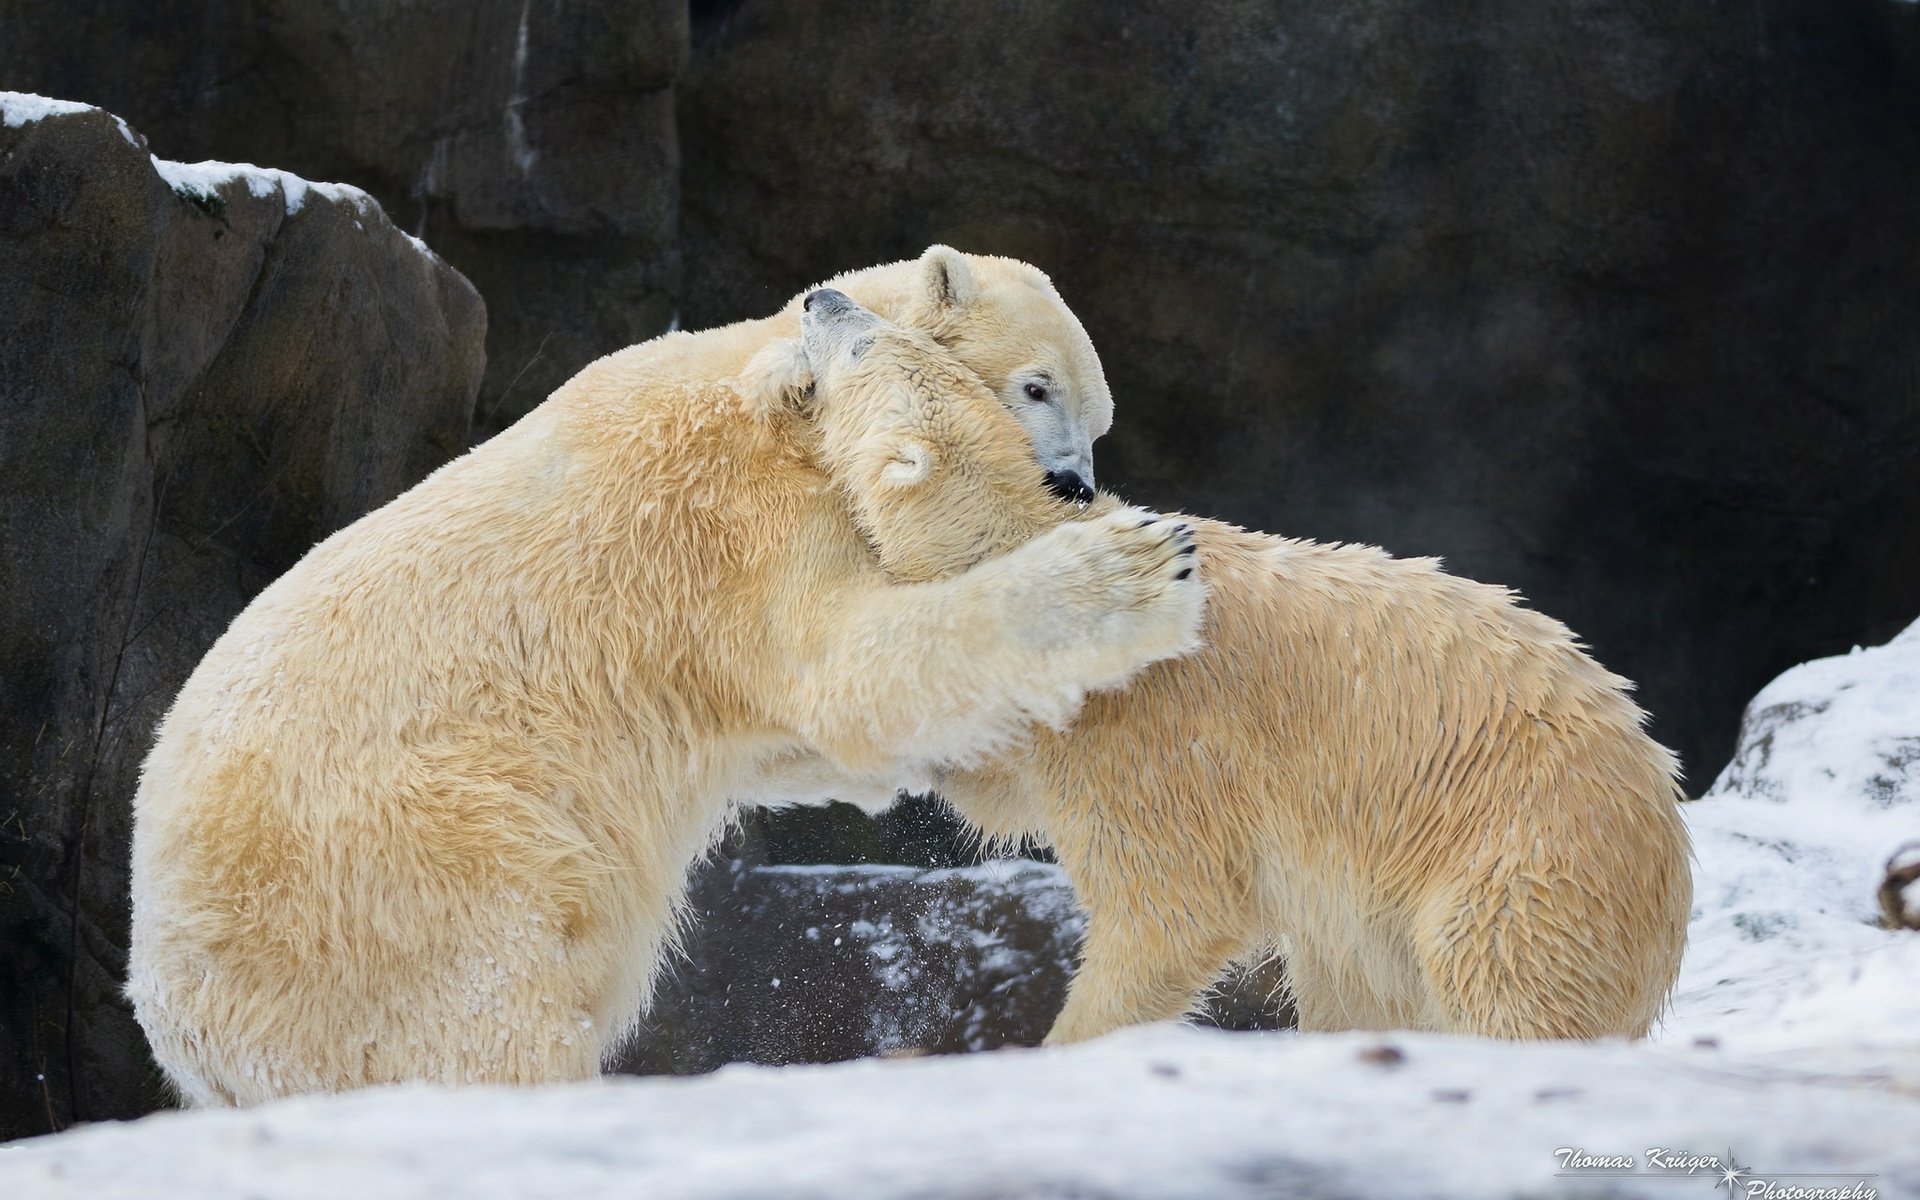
[0, 0, 686, 434]
[616, 851, 1292, 1075]
[0, 97, 483, 1139]
[678, 0, 1920, 782]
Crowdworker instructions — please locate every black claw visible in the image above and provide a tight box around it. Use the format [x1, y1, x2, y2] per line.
[1138, 518, 1156, 528]
[1174, 567, 1193, 580]
[1180, 543, 1198, 554]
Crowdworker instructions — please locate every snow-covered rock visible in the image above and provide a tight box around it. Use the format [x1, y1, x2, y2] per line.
[1, 92, 100, 126]
[148, 156, 377, 220]
[1665, 618, 1920, 1051]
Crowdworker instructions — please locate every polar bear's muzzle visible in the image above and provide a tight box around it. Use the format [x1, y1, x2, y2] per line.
[803, 287, 852, 315]
[1043, 469, 1095, 505]
[801, 288, 879, 368]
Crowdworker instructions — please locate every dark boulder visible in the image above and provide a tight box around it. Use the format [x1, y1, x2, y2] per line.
[0, 95, 483, 1139]
[0, 0, 687, 435]
[616, 845, 1292, 1075]
[678, 0, 1920, 783]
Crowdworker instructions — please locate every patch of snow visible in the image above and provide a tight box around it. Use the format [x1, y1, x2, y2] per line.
[0, 1028, 1912, 1199]
[1, 91, 140, 145]
[150, 156, 374, 217]
[0, 92, 95, 126]
[146, 153, 446, 262]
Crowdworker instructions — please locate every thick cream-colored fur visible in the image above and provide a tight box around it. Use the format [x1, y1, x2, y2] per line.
[126, 248, 1198, 1105]
[943, 519, 1691, 1043]
[792, 302, 1692, 1043]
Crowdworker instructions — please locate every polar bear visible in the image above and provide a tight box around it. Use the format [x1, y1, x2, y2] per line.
[799, 296, 1692, 1043]
[126, 254, 1200, 1105]
[684, 244, 1111, 509]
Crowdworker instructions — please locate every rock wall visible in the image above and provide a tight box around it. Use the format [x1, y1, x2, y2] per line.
[0, 96, 484, 1138]
[0, 0, 685, 436]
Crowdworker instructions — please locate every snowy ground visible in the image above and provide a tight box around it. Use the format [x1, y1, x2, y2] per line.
[4, 624, 1916, 1198]
[1, 1027, 1913, 1200]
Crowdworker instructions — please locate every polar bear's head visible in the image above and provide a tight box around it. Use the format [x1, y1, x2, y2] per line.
[794, 288, 1082, 583]
[796, 246, 1111, 505]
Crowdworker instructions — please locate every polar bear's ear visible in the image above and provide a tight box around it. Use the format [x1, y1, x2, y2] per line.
[916, 245, 979, 316]
[877, 436, 937, 488]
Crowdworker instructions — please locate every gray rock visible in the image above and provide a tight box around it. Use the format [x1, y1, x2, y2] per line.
[615, 850, 1292, 1075]
[0, 97, 483, 1139]
[618, 859, 1083, 1073]
[677, 0, 1920, 784]
[0, 0, 687, 434]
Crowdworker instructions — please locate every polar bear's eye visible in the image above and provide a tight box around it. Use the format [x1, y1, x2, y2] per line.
[1023, 382, 1050, 403]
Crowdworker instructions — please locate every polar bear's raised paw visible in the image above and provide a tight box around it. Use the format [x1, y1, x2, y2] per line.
[992, 505, 1207, 689]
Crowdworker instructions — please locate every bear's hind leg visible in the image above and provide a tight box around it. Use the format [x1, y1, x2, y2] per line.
[1045, 910, 1244, 1044]
[1283, 940, 1431, 1033]
[1411, 878, 1644, 1039]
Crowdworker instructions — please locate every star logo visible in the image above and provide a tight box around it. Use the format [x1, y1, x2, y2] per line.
[1717, 1150, 1750, 1195]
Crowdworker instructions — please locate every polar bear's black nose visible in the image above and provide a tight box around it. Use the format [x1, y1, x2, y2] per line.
[804, 288, 853, 315]
[1044, 469, 1094, 505]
